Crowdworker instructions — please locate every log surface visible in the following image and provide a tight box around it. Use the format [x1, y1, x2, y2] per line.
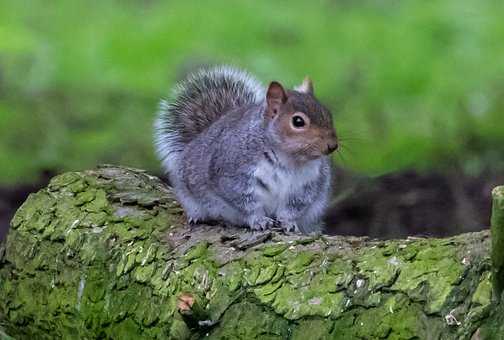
[0, 166, 500, 339]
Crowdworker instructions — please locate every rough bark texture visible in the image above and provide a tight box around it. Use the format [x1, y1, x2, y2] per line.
[478, 186, 504, 339]
[491, 186, 504, 298]
[0, 166, 501, 339]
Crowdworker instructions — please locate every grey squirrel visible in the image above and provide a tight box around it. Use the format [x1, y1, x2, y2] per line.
[154, 66, 338, 233]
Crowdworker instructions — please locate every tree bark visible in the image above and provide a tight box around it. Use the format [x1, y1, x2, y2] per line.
[478, 186, 504, 339]
[0, 166, 501, 339]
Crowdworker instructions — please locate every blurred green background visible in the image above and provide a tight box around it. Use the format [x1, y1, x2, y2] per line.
[1, 0, 503, 185]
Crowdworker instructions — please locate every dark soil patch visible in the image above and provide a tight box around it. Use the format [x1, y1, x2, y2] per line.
[325, 167, 504, 238]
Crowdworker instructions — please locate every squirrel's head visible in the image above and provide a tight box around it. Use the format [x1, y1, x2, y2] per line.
[265, 78, 338, 162]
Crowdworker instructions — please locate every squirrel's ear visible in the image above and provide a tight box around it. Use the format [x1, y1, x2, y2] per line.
[295, 76, 314, 95]
[266, 81, 287, 117]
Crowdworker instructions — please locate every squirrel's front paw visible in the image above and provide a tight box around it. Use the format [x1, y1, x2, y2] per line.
[249, 216, 277, 231]
[277, 219, 299, 233]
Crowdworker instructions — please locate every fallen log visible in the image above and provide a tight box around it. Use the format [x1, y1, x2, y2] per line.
[0, 165, 501, 339]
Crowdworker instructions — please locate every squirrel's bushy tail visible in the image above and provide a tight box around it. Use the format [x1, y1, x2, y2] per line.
[155, 66, 264, 174]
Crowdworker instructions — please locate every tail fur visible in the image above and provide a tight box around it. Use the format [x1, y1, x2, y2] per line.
[154, 66, 264, 174]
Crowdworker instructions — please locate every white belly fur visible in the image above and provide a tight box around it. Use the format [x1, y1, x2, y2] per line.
[253, 158, 320, 217]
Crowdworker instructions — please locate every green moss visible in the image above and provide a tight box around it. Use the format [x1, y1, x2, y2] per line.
[391, 241, 465, 314]
[48, 172, 82, 189]
[105, 319, 144, 340]
[262, 243, 289, 257]
[286, 250, 316, 274]
[480, 292, 504, 339]
[0, 328, 15, 340]
[291, 319, 333, 340]
[472, 272, 492, 307]
[184, 242, 210, 261]
[357, 248, 401, 291]
[168, 316, 191, 340]
[270, 283, 346, 320]
[326, 257, 354, 289]
[255, 262, 278, 285]
[254, 278, 284, 303]
[356, 295, 438, 339]
[208, 301, 290, 340]
[134, 263, 157, 283]
[0, 167, 184, 337]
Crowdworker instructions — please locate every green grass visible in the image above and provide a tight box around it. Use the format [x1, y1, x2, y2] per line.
[0, 0, 503, 184]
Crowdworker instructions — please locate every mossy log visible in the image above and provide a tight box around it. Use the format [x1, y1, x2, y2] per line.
[0, 166, 502, 339]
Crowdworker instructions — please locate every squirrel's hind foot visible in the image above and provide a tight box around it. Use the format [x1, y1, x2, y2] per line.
[248, 216, 277, 231]
[247, 216, 301, 233]
[277, 219, 300, 233]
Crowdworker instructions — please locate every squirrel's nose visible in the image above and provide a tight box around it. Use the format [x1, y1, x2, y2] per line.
[325, 142, 338, 154]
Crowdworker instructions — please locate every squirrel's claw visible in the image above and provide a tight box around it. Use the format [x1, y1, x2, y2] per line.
[248, 216, 299, 233]
[277, 219, 299, 233]
[249, 216, 276, 231]
[187, 217, 199, 225]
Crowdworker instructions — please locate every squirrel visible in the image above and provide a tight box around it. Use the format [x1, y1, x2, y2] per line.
[154, 66, 338, 233]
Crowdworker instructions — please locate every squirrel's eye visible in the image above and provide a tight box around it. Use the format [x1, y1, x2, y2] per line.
[292, 115, 306, 128]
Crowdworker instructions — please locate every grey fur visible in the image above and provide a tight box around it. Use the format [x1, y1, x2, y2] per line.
[154, 66, 331, 233]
